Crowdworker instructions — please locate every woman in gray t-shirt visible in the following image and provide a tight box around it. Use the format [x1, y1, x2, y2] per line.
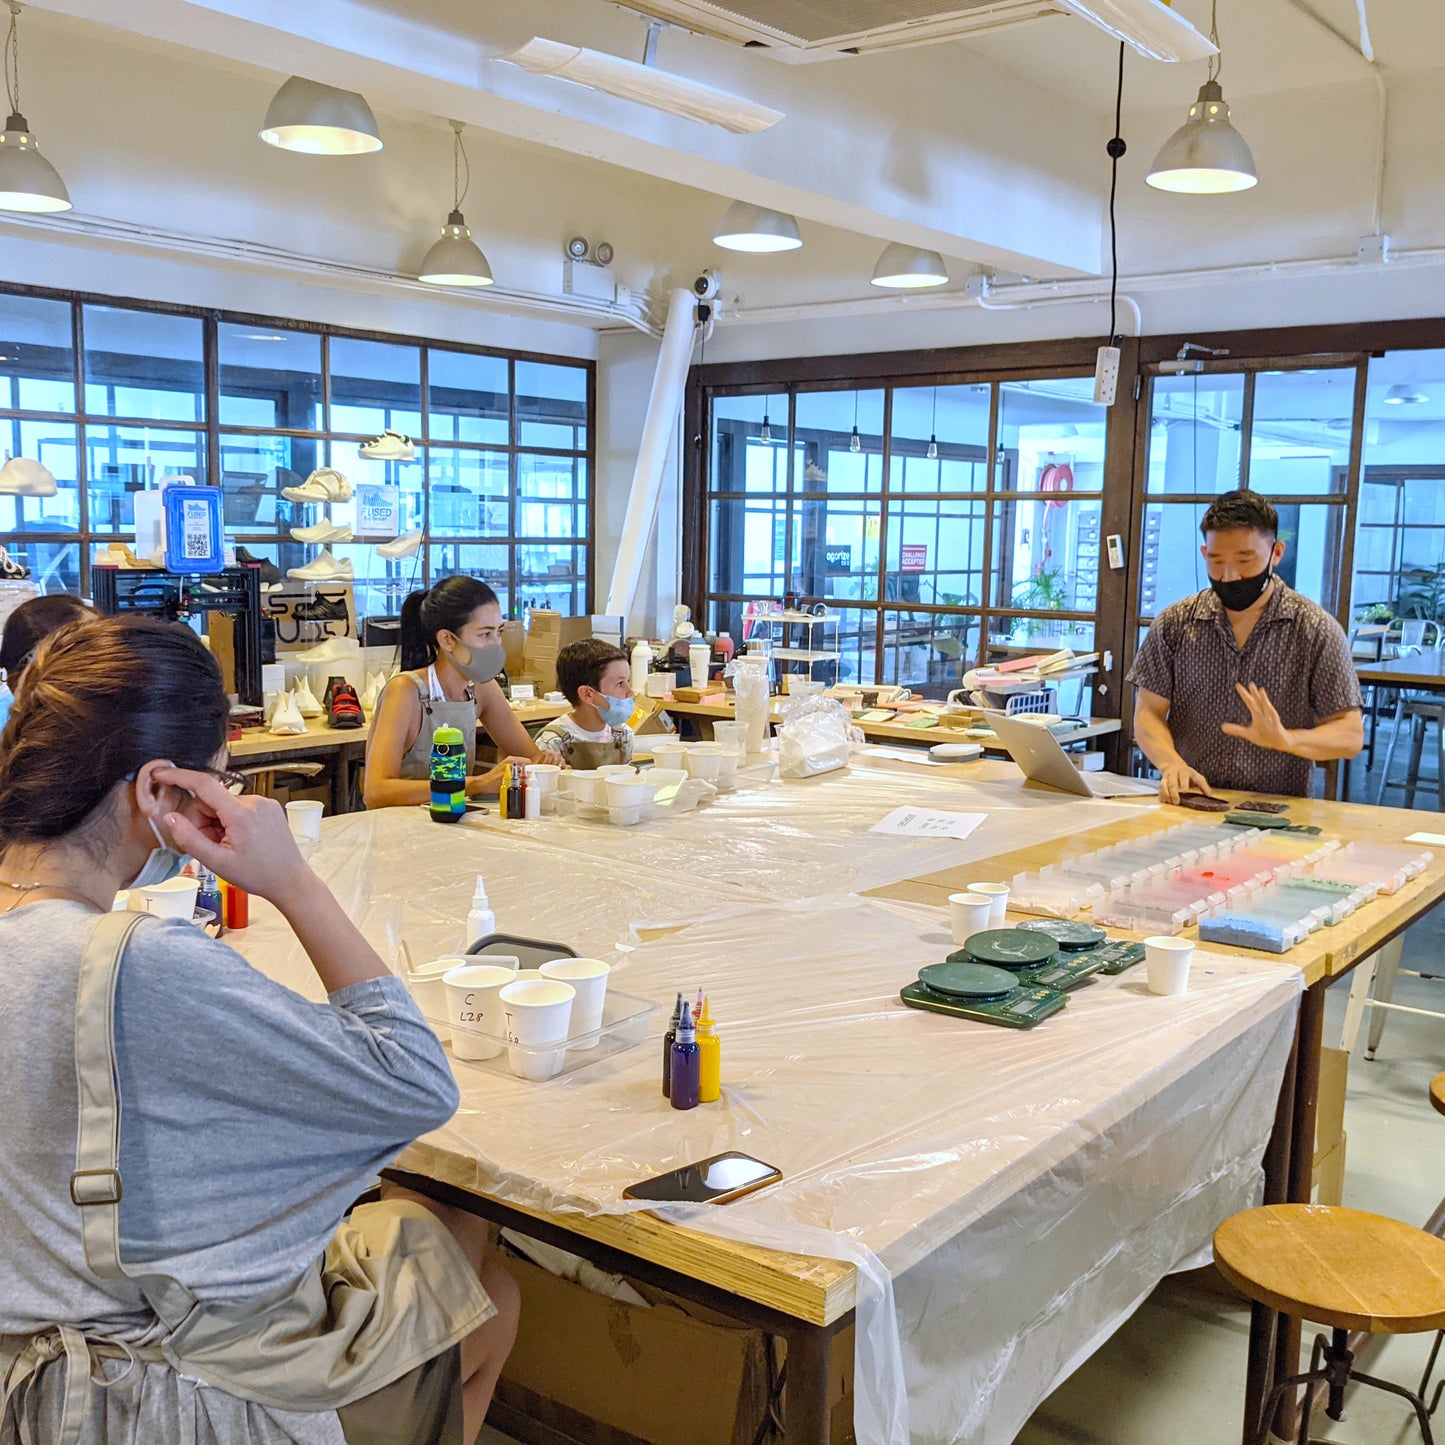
[0, 615, 518, 1444]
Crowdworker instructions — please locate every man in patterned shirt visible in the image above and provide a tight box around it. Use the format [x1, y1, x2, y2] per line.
[1128, 489, 1363, 802]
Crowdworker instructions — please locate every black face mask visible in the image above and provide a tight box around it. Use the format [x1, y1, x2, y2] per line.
[1211, 563, 1274, 613]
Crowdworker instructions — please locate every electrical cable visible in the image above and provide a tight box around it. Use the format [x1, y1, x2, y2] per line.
[1106, 41, 1126, 347]
[4, 3, 21, 116]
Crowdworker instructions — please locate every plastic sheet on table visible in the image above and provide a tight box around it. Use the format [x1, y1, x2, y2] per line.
[267, 892, 1299, 1445]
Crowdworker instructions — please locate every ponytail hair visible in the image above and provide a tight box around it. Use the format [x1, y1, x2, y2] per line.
[399, 576, 501, 672]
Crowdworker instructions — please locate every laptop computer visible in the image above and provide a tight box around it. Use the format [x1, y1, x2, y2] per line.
[985, 711, 1158, 799]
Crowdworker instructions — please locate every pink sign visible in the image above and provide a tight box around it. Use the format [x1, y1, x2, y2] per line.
[901, 544, 928, 572]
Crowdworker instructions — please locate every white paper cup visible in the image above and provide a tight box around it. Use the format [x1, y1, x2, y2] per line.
[407, 956, 468, 1029]
[538, 957, 611, 1048]
[947, 892, 995, 946]
[138, 876, 200, 921]
[684, 743, 723, 781]
[1144, 936, 1194, 997]
[649, 739, 688, 768]
[285, 799, 323, 841]
[712, 721, 748, 762]
[562, 770, 604, 806]
[442, 963, 517, 1060]
[499, 977, 576, 1081]
[527, 763, 562, 813]
[969, 882, 1010, 925]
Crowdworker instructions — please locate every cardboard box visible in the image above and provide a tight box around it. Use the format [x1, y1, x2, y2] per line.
[501, 620, 526, 679]
[1312, 1131, 1347, 1207]
[1316, 1046, 1348, 1158]
[495, 1252, 771, 1445]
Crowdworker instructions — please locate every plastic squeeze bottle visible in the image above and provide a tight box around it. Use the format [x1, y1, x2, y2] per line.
[670, 1002, 700, 1111]
[631, 638, 651, 696]
[662, 992, 683, 1098]
[524, 765, 541, 819]
[464, 875, 495, 949]
[696, 998, 720, 1104]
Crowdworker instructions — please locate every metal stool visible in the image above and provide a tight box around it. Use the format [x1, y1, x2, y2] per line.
[1375, 697, 1445, 809]
[1215, 1204, 1445, 1443]
[1421, 1075, 1445, 1419]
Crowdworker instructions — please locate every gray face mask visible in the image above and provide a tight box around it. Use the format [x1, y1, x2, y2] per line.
[443, 639, 506, 685]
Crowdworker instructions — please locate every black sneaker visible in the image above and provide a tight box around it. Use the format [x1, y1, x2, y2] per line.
[292, 595, 349, 623]
[327, 681, 364, 729]
[235, 546, 282, 586]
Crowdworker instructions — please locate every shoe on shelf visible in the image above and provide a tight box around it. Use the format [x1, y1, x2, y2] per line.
[326, 680, 365, 729]
[377, 528, 423, 559]
[291, 595, 349, 623]
[359, 430, 415, 463]
[0, 545, 30, 580]
[291, 520, 353, 545]
[293, 677, 324, 717]
[0, 456, 57, 497]
[269, 690, 307, 735]
[234, 545, 282, 586]
[360, 670, 387, 712]
[295, 635, 361, 665]
[283, 468, 352, 504]
[94, 542, 161, 570]
[287, 550, 354, 585]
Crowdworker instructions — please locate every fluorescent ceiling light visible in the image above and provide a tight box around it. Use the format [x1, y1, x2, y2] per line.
[501, 37, 783, 134]
[871, 243, 947, 289]
[260, 76, 382, 155]
[713, 201, 802, 253]
[1146, 80, 1256, 193]
[1384, 384, 1428, 405]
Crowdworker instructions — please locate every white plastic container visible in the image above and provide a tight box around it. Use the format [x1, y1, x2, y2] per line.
[689, 640, 711, 689]
[630, 639, 652, 695]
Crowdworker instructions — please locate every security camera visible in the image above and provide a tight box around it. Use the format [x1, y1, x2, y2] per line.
[693, 269, 721, 301]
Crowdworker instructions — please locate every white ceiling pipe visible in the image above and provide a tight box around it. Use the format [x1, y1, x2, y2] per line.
[604, 287, 697, 625]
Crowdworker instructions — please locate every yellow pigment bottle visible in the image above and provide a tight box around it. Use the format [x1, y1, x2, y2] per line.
[697, 997, 720, 1104]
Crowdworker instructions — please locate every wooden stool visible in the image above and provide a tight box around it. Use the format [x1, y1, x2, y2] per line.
[1215, 1204, 1445, 1443]
[1432, 1072, 1445, 1119]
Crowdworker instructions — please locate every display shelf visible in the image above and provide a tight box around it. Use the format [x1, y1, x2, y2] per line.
[772, 647, 842, 662]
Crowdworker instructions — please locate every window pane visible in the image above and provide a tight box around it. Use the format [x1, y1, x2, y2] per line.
[427, 543, 510, 616]
[790, 495, 880, 602]
[83, 307, 204, 421]
[991, 495, 1102, 613]
[0, 294, 74, 412]
[1146, 374, 1244, 494]
[1274, 502, 1343, 609]
[1250, 369, 1354, 495]
[1140, 503, 1206, 617]
[220, 433, 321, 533]
[834, 608, 878, 686]
[795, 389, 883, 493]
[3, 541, 82, 593]
[427, 349, 508, 445]
[710, 395, 781, 493]
[517, 454, 586, 539]
[0, 419, 79, 533]
[517, 543, 585, 615]
[515, 361, 586, 448]
[709, 493, 788, 599]
[985, 622, 1095, 717]
[426, 448, 509, 538]
[884, 494, 986, 612]
[890, 384, 989, 486]
[217, 324, 322, 430]
[85, 425, 206, 533]
[324, 452, 425, 541]
[997, 378, 1106, 493]
[882, 607, 977, 693]
[329, 337, 421, 438]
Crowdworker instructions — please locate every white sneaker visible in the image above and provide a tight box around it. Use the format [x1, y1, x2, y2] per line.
[283, 468, 352, 504]
[361, 670, 387, 712]
[287, 550, 354, 585]
[269, 690, 307, 734]
[294, 636, 361, 665]
[359, 430, 415, 462]
[291, 520, 353, 544]
[0, 545, 29, 580]
[293, 678, 324, 718]
[377, 528, 423, 558]
[0, 456, 57, 497]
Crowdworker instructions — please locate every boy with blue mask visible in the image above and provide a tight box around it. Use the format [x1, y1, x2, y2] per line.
[534, 639, 636, 770]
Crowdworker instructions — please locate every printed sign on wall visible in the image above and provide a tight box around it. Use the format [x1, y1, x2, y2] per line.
[356, 485, 400, 538]
[901, 543, 928, 572]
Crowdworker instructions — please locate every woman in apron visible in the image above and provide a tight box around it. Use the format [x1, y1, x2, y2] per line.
[0, 615, 518, 1444]
[363, 576, 562, 810]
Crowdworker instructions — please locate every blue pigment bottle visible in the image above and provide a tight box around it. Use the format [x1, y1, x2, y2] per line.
[670, 1002, 700, 1111]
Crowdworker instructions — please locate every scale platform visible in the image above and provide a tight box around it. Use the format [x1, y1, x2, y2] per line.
[1018, 918, 1107, 951]
[903, 959, 1068, 1029]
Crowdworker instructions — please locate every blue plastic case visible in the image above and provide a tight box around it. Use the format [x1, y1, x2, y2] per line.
[162, 483, 225, 574]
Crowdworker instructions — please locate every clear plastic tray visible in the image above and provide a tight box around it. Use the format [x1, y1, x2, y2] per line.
[445, 987, 661, 1081]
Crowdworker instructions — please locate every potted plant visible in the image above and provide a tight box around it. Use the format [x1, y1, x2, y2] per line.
[1010, 564, 1070, 639]
[1394, 562, 1445, 622]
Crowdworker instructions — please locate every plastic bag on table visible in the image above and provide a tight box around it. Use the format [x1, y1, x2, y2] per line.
[724, 653, 771, 755]
[776, 695, 861, 779]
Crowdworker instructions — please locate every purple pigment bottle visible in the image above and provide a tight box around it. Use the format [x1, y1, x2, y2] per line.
[670, 1002, 701, 1111]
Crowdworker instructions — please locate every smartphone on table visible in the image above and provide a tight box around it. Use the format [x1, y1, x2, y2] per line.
[623, 1152, 781, 1205]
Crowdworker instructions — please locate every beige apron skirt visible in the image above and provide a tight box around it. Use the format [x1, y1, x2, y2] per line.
[2, 911, 493, 1445]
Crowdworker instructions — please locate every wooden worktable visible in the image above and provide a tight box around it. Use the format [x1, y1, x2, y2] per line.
[1357, 648, 1445, 692]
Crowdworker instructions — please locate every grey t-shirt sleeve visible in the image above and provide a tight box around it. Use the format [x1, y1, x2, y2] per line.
[1126, 613, 1176, 700]
[1308, 616, 1364, 720]
[114, 918, 459, 1294]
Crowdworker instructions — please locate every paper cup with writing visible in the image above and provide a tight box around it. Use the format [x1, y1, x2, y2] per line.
[538, 957, 611, 1048]
[442, 963, 516, 1060]
[499, 977, 576, 1081]
[138, 876, 200, 921]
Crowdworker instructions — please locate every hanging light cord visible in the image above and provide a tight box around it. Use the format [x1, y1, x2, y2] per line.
[1106, 42, 1126, 347]
[1207, 0, 1221, 83]
[451, 123, 471, 212]
[4, 3, 22, 117]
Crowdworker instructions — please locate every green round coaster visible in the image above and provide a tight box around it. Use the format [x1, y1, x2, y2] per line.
[963, 929, 1059, 970]
[917, 960, 1019, 999]
[1018, 918, 1107, 951]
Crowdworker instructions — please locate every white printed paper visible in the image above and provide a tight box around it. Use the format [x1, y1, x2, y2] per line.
[1405, 831, 1445, 846]
[871, 806, 987, 841]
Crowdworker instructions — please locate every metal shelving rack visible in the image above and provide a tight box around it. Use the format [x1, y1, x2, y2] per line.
[764, 609, 841, 689]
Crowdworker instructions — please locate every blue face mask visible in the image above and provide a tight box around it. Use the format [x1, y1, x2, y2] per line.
[596, 694, 634, 730]
[129, 817, 188, 891]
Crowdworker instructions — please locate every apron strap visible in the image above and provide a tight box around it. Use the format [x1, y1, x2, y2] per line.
[2, 1327, 159, 1445]
[71, 910, 197, 1326]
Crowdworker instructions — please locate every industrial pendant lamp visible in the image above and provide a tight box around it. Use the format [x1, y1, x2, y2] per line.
[871, 243, 948, 289]
[0, 3, 69, 214]
[419, 122, 493, 288]
[849, 391, 862, 453]
[712, 200, 802, 253]
[1146, 0, 1256, 193]
[927, 387, 939, 460]
[260, 76, 382, 155]
[759, 396, 773, 445]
